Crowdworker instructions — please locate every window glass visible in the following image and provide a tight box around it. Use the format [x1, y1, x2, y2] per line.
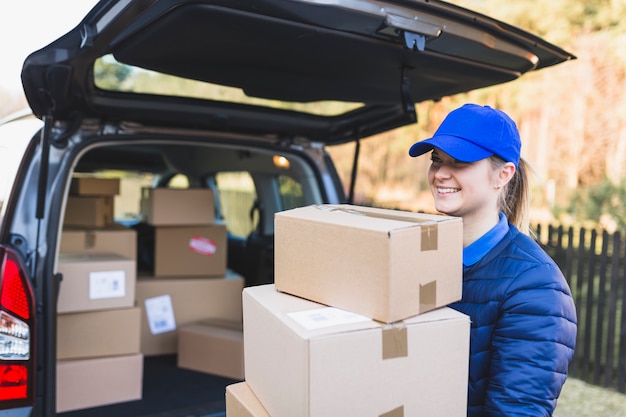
[216, 172, 258, 237]
[277, 175, 304, 210]
[168, 174, 189, 189]
[94, 54, 363, 116]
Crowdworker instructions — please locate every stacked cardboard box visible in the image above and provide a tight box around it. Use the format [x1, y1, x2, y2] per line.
[140, 188, 227, 277]
[64, 177, 119, 228]
[135, 187, 243, 373]
[227, 204, 470, 417]
[226, 382, 271, 417]
[177, 317, 244, 380]
[58, 180, 248, 408]
[135, 272, 244, 357]
[57, 177, 143, 413]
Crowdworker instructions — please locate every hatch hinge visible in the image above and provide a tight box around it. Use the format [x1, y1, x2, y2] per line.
[404, 32, 426, 51]
[80, 23, 95, 48]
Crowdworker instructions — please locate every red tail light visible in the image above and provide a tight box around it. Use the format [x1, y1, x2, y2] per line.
[1, 258, 30, 320]
[0, 248, 35, 407]
[0, 365, 28, 401]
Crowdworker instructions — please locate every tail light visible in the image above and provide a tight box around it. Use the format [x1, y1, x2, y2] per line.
[0, 247, 35, 407]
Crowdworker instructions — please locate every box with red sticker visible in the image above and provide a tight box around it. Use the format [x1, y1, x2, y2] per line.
[153, 223, 227, 277]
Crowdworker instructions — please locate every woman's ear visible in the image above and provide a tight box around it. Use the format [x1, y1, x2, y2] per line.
[499, 162, 516, 185]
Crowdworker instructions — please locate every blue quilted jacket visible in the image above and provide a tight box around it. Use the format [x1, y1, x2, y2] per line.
[449, 224, 577, 417]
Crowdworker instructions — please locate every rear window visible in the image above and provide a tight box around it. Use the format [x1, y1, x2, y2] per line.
[215, 172, 258, 238]
[278, 175, 304, 210]
[94, 55, 363, 117]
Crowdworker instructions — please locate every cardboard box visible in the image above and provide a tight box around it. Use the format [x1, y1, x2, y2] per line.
[57, 307, 141, 360]
[60, 225, 137, 260]
[141, 188, 215, 225]
[64, 196, 115, 228]
[178, 318, 244, 380]
[136, 272, 244, 355]
[154, 224, 227, 277]
[57, 253, 136, 313]
[56, 353, 143, 413]
[243, 285, 470, 417]
[274, 204, 463, 323]
[70, 177, 120, 196]
[226, 382, 271, 417]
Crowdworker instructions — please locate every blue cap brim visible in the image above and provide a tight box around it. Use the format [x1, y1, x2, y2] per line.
[408, 135, 493, 162]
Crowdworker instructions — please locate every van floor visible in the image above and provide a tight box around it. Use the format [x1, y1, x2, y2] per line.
[58, 355, 239, 417]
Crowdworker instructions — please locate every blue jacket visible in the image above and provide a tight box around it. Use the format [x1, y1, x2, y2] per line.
[449, 224, 577, 417]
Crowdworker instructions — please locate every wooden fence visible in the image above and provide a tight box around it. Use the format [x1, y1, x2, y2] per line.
[534, 224, 626, 393]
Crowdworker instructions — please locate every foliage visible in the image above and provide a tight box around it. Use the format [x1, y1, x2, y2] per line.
[93, 57, 132, 90]
[560, 177, 626, 231]
[327, 0, 626, 226]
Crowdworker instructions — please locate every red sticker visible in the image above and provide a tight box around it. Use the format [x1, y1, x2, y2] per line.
[188, 236, 217, 256]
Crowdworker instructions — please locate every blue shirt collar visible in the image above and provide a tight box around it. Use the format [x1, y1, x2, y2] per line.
[463, 212, 510, 267]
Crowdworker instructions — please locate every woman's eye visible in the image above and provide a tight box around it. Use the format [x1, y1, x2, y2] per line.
[430, 156, 442, 164]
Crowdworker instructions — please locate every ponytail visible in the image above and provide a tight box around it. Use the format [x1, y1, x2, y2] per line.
[493, 157, 531, 234]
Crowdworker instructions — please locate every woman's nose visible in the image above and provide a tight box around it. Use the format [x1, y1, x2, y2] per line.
[432, 163, 452, 178]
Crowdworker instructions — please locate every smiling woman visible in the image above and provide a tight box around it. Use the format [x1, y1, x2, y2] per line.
[409, 103, 577, 416]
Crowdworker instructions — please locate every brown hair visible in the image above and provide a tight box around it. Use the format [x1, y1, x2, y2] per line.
[491, 156, 531, 234]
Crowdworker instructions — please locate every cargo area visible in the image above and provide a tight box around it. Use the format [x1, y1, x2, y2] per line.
[55, 176, 251, 415]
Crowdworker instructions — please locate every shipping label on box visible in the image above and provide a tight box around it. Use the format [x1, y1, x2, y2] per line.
[57, 307, 141, 360]
[136, 272, 244, 355]
[274, 204, 463, 323]
[57, 254, 136, 313]
[226, 382, 271, 417]
[141, 188, 215, 225]
[70, 177, 120, 196]
[154, 224, 227, 277]
[60, 225, 137, 260]
[64, 196, 115, 228]
[145, 294, 177, 335]
[243, 285, 470, 417]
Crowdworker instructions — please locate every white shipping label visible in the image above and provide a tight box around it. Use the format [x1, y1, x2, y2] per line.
[89, 270, 126, 299]
[145, 295, 177, 335]
[288, 307, 372, 331]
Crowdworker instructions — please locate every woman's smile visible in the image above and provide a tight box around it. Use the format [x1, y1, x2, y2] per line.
[436, 186, 461, 195]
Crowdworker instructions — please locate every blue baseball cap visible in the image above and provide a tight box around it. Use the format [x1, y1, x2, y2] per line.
[408, 104, 521, 167]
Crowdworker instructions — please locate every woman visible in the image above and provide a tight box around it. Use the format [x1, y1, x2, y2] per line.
[409, 103, 577, 416]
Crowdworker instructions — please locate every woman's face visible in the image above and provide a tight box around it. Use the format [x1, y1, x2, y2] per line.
[427, 148, 501, 221]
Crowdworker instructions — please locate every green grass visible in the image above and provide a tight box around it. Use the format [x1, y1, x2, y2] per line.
[555, 378, 626, 417]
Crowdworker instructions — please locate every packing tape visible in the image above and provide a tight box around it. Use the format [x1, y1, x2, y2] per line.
[84, 231, 96, 249]
[317, 204, 440, 252]
[421, 223, 438, 251]
[419, 280, 437, 313]
[315, 204, 435, 225]
[382, 322, 408, 359]
[380, 405, 404, 417]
